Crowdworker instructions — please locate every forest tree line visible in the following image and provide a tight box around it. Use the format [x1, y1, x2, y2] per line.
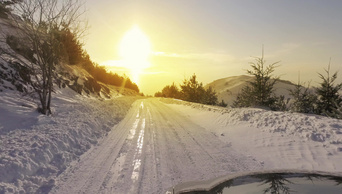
[156, 52, 342, 119]
[154, 74, 227, 107]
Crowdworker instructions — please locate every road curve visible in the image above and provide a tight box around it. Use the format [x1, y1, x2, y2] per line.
[51, 98, 262, 194]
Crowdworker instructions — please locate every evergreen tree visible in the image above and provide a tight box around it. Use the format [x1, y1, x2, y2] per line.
[316, 63, 342, 118]
[56, 28, 84, 65]
[271, 95, 289, 111]
[234, 49, 280, 109]
[157, 74, 219, 106]
[289, 79, 316, 113]
[331, 104, 342, 119]
[233, 85, 253, 108]
[180, 74, 205, 103]
[203, 86, 218, 105]
[161, 83, 180, 99]
[154, 91, 163, 97]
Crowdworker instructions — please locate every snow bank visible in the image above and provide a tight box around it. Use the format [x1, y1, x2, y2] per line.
[161, 98, 342, 173]
[0, 88, 139, 193]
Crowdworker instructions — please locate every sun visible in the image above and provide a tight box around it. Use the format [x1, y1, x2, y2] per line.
[119, 25, 151, 84]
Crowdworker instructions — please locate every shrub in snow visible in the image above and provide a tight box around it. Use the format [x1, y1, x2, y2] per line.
[289, 81, 316, 113]
[218, 99, 228, 107]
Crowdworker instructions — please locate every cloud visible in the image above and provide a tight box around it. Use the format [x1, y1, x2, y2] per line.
[100, 60, 166, 76]
[278, 43, 301, 53]
[152, 51, 237, 63]
[153, 52, 182, 58]
[241, 43, 302, 62]
[266, 43, 301, 59]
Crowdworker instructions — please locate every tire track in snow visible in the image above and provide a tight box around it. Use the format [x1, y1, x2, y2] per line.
[137, 106, 163, 194]
[50, 100, 144, 194]
[51, 99, 263, 194]
[99, 102, 147, 194]
[150, 99, 263, 184]
[153, 101, 215, 181]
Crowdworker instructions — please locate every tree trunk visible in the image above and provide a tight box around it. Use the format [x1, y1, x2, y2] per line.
[46, 61, 53, 115]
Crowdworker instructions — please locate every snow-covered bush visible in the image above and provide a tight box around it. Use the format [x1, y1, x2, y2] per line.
[289, 82, 316, 113]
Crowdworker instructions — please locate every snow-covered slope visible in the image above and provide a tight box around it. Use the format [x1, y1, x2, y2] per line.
[0, 87, 140, 193]
[205, 75, 299, 106]
[0, 16, 139, 99]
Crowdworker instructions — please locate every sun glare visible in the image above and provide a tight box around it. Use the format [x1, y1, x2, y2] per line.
[119, 25, 151, 84]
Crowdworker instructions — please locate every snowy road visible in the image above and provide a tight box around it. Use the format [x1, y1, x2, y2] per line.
[50, 98, 262, 194]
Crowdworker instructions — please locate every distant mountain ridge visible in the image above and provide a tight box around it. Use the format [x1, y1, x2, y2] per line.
[205, 75, 300, 106]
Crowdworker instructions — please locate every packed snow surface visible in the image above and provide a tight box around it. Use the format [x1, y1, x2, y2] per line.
[1, 95, 342, 193]
[50, 98, 262, 194]
[52, 98, 342, 194]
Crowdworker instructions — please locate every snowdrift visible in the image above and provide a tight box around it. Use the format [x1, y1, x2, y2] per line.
[161, 98, 342, 173]
[0, 88, 140, 193]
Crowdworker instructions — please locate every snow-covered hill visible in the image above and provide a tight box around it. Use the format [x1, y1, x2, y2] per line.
[0, 15, 141, 193]
[0, 15, 139, 99]
[205, 75, 301, 106]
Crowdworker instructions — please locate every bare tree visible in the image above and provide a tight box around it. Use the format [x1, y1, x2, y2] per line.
[8, 0, 87, 114]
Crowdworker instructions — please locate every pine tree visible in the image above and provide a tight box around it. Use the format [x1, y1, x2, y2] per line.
[180, 74, 205, 103]
[233, 85, 253, 107]
[234, 48, 280, 109]
[203, 86, 218, 105]
[316, 62, 342, 118]
[331, 104, 342, 119]
[155, 74, 219, 105]
[161, 83, 180, 99]
[289, 74, 316, 113]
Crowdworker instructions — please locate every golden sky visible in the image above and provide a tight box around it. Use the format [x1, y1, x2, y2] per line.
[83, 0, 342, 95]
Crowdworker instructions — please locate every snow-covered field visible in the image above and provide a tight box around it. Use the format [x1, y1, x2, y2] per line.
[1, 92, 342, 193]
[51, 97, 342, 194]
[50, 98, 263, 194]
